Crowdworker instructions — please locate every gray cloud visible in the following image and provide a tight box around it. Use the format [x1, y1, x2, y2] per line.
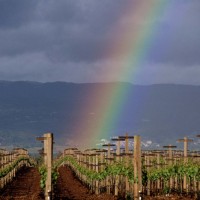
[0, 0, 37, 28]
[0, 0, 200, 84]
[147, 1, 200, 66]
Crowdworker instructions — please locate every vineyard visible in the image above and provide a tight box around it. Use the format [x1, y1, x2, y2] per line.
[56, 134, 200, 200]
[0, 148, 33, 188]
[0, 133, 200, 200]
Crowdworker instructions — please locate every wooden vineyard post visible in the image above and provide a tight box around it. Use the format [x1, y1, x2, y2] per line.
[173, 151, 181, 191]
[156, 152, 162, 193]
[8, 153, 12, 183]
[11, 152, 15, 179]
[197, 135, 200, 193]
[177, 137, 193, 162]
[1, 150, 7, 188]
[1, 150, 3, 188]
[177, 137, 193, 192]
[62, 149, 65, 167]
[191, 153, 200, 197]
[102, 143, 115, 194]
[152, 150, 164, 193]
[92, 153, 96, 193]
[1, 151, 6, 188]
[163, 145, 176, 191]
[0, 151, 2, 188]
[133, 135, 142, 200]
[87, 150, 101, 195]
[44, 137, 47, 166]
[5, 153, 8, 185]
[112, 137, 125, 196]
[74, 150, 81, 179]
[118, 133, 134, 196]
[84, 149, 98, 193]
[79, 151, 84, 182]
[80, 152, 86, 183]
[45, 133, 53, 200]
[2, 150, 6, 188]
[86, 150, 93, 190]
[96, 149, 107, 193]
[6, 152, 9, 185]
[2, 150, 7, 188]
[37, 133, 53, 200]
[144, 152, 154, 196]
[95, 153, 99, 194]
[0, 150, 2, 189]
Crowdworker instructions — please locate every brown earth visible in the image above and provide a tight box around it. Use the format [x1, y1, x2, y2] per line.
[55, 166, 198, 200]
[145, 196, 198, 200]
[54, 165, 117, 200]
[0, 166, 43, 200]
[0, 166, 198, 200]
[126, 195, 196, 200]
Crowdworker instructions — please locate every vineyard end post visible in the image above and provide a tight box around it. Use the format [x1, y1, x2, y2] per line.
[44, 133, 53, 200]
[134, 135, 142, 200]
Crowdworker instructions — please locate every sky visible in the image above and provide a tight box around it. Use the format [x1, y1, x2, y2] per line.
[0, 0, 200, 85]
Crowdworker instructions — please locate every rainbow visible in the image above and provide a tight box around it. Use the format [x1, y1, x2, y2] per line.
[71, 1, 172, 148]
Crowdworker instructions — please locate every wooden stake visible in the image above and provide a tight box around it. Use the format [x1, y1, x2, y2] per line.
[112, 137, 125, 196]
[119, 133, 134, 195]
[134, 135, 142, 200]
[45, 133, 53, 200]
[177, 137, 193, 191]
[37, 133, 53, 200]
[102, 143, 115, 194]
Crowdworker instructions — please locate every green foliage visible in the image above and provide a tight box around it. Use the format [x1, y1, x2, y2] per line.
[38, 165, 59, 190]
[142, 165, 148, 186]
[39, 165, 47, 189]
[0, 157, 32, 178]
[147, 161, 200, 182]
[55, 156, 138, 183]
[53, 155, 200, 193]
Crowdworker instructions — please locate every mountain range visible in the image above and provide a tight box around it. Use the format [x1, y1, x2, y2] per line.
[0, 81, 200, 149]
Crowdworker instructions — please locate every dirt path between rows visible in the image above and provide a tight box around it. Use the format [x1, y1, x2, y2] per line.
[55, 166, 198, 200]
[0, 166, 43, 200]
[0, 165, 197, 200]
[54, 165, 117, 200]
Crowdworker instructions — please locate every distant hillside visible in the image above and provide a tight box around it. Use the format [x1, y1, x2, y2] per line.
[0, 81, 200, 147]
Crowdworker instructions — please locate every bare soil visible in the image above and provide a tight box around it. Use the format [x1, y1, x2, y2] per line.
[55, 166, 198, 200]
[54, 165, 117, 200]
[0, 166, 43, 200]
[144, 195, 198, 200]
[0, 166, 198, 200]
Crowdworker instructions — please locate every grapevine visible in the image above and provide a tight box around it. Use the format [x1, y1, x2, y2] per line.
[38, 165, 58, 189]
[54, 156, 138, 183]
[0, 157, 32, 178]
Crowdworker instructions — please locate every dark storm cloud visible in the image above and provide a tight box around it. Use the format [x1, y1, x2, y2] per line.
[40, 0, 82, 24]
[147, 1, 200, 66]
[0, 0, 126, 62]
[0, 0, 37, 28]
[0, 0, 200, 84]
[40, 0, 127, 63]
